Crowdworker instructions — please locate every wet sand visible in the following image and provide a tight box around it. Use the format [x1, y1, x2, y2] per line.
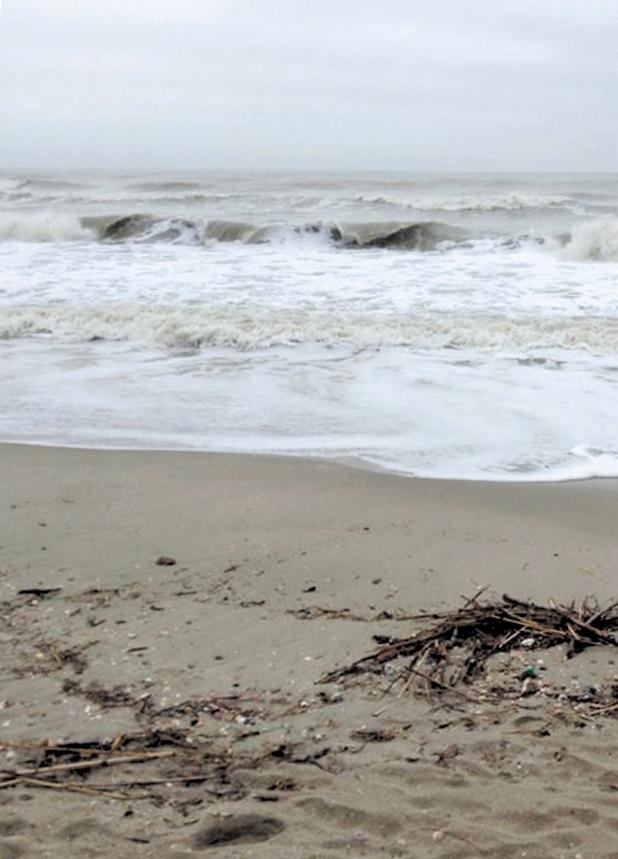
[0, 444, 617, 858]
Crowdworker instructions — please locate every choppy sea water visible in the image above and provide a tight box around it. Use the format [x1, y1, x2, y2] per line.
[1, 169, 617, 480]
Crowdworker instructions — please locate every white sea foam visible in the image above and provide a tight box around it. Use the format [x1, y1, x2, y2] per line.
[1, 337, 617, 483]
[353, 192, 583, 214]
[2, 305, 617, 352]
[0, 212, 93, 242]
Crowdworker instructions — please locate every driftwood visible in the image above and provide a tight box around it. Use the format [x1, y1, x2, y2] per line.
[0, 728, 316, 801]
[0, 729, 209, 800]
[322, 595, 618, 694]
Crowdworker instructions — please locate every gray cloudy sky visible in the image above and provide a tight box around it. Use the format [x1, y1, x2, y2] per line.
[0, 0, 616, 171]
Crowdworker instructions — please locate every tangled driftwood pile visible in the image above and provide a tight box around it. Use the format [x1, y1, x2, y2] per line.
[323, 594, 618, 704]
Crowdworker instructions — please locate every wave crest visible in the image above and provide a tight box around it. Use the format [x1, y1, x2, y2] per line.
[98, 214, 203, 244]
[1, 209, 617, 261]
[354, 192, 583, 214]
[0, 213, 93, 242]
[91, 215, 468, 250]
[561, 216, 618, 261]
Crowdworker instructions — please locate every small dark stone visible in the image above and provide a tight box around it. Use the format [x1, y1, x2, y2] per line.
[156, 556, 176, 567]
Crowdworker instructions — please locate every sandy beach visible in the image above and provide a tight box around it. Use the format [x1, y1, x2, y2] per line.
[3, 2, 617, 857]
[1, 444, 617, 858]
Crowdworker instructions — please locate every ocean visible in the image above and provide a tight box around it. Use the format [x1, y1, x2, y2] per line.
[1, 169, 617, 481]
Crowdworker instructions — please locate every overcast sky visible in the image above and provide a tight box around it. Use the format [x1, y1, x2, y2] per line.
[0, 0, 616, 171]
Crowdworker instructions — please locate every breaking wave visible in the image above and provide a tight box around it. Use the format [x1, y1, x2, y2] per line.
[0, 212, 467, 249]
[2, 306, 617, 352]
[0, 213, 93, 242]
[1, 210, 617, 260]
[560, 216, 618, 261]
[87, 215, 470, 250]
[96, 214, 203, 244]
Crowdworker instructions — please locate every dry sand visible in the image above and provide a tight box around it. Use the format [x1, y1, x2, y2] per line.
[0, 444, 617, 858]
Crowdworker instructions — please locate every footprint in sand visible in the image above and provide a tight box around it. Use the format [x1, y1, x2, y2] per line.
[0, 818, 30, 859]
[193, 814, 285, 848]
[0, 841, 27, 859]
[296, 796, 401, 837]
[0, 821, 28, 839]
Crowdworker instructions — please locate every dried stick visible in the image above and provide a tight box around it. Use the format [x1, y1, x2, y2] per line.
[1, 749, 176, 780]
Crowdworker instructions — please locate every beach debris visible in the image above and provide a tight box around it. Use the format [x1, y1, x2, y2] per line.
[289, 606, 369, 621]
[434, 743, 460, 765]
[288, 605, 427, 623]
[322, 595, 618, 704]
[519, 665, 538, 679]
[0, 728, 249, 803]
[17, 587, 61, 599]
[156, 556, 177, 566]
[3, 583, 617, 821]
[350, 727, 398, 743]
[270, 743, 332, 770]
[521, 676, 541, 696]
